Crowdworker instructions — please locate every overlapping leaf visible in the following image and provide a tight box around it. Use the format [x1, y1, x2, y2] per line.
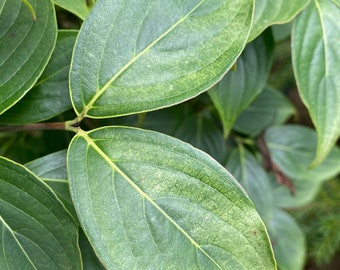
[226, 146, 274, 225]
[0, 30, 77, 124]
[267, 210, 306, 270]
[248, 0, 310, 42]
[0, 0, 57, 115]
[25, 149, 77, 220]
[54, 0, 90, 20]
[70, 0, 254, 119]
[264, 125, 340, 182]
[233, 86, 295, 137]
[292, 0, 340, 166]
[208, 30, 273, 137]
[0, 157, 81, 270]
[68, 126, 276, 269]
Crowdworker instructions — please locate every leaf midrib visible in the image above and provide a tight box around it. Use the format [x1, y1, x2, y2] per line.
[78, 129, 223, 270]
[80, 0, 206, 118]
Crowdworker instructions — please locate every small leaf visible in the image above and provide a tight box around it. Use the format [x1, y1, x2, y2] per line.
[54, 0, 90, 20]
[292, 0, 340, 166]
[0, 30, 77, 124]
[264, 125, 340, 182]
[226, 146, 274, 225]
[248, 0, 310, 42]
[25, 150, 78, 221]
[68, 126, 276, 269]
[268, 210, 306, 270]
[233, 86, 295, 137]
[0, 157, 81, 270]
[70, 0, 254, 119]
[208, 30, 274, 137]
[272, 177, 321, 208]
[174, 113, 225, 162]
[0, 0, 57, 115]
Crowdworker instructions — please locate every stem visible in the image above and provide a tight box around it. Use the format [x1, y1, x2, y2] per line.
[0, 122, 66, 132]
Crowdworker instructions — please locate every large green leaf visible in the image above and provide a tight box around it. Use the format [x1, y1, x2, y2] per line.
[0, 157, 81, 270]
[264, 125, 340, 182]
[268, 210, 306, 270]
[292, 0, 340, 167]
[0, 30, 77, 124]
[0, 0, 57, 115]
[233, 86, 295, 137]
[208, 30, 273, 137]
[226, 146, 274, 225]
[248, 0, 310, 42]
[54, 0, 90, 20]
[70, 0, 254, 119]
[68, 126, 276, 269]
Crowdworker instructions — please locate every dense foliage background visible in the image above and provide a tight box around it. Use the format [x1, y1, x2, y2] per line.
[1, 0, 340, 269]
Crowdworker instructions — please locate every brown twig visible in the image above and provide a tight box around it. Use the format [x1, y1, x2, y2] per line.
[258, 133, 295, 195]
[0, 122, 66, 132]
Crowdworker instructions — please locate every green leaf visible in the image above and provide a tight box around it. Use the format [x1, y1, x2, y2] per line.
[226, 146, 274, 225]
[25, 149, 78, 221]
[268, 210, 306, 270]
[79, 231, 106, 270]
[0, 0, 57, 115]
[0, 30, 77, 124]
[0, 157, 81, 270]
[233, 86, 295, 137]
[333, 0, 340, 8]
[174, 113, 225, 162]
[248, 0, 310, 42]
[208, 30, 274, 137]
[292, 0, 340, 167]
[54, 0, 90, 20]
[272, 178, 321, 208]
[70, 0, 254, 119]
[264, 125, 340, 182]
[68, 126, 276, 269]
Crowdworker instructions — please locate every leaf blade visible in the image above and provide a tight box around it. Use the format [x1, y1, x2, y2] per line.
[68, 126, 276, 269]
[249, 0, 310, 42]
[292, 0, 340, 166]
[0, 157, 81, 270]
[70, 0, 254, 119]
[0, 0, 57, 115]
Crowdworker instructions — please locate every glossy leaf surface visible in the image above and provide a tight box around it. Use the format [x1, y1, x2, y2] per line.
[70, 0, 254, 119]
[0, 0, 57, 115]
[292, 0, 340, 166]
[54, 0, 90, 20]
[0, 157, 81, 270]
[249, 0, 310, 42]
[233, 86, 295, 137]
[268, 210, 306, 270]
[265, 125, 340, 182]
[226, 146, 274, 225]
[209, 30, 273, 137]
[68, 126, 276, 269]
[0, 30, 77, 124]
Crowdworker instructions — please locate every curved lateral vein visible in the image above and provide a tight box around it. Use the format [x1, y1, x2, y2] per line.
[1, 216, 38, 270]
[81, 0, 206, 117]
[78, 129, 223, 270]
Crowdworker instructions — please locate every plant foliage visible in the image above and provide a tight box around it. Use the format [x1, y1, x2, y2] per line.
[1, 0, 340, 269]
